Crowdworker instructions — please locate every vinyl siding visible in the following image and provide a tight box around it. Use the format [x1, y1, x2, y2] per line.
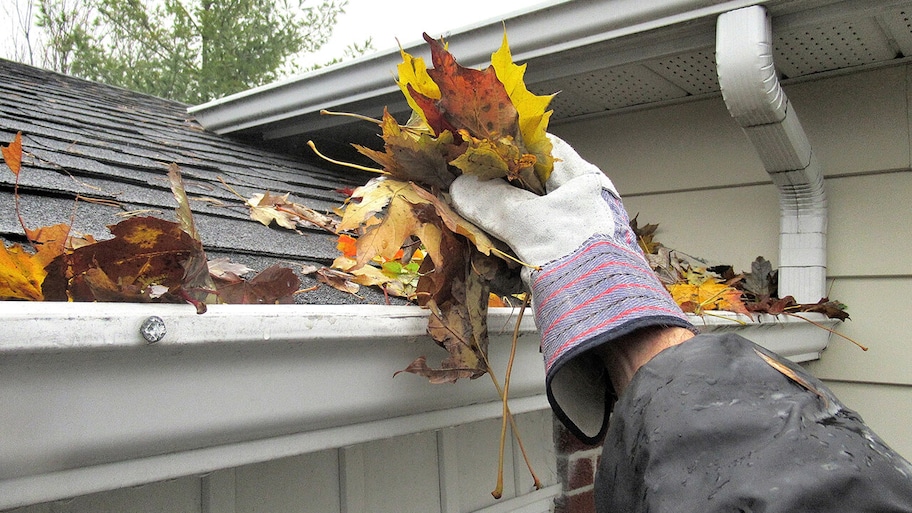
[6, 410, 558, 513]
[554, 62, 912, 460]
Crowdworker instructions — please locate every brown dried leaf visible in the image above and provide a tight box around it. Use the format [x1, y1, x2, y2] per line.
[214, 264, 300, 304]
[316, 267, 361, 295]
[42, 216, 209, 311]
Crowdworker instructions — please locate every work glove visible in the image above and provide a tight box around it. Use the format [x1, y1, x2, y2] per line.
[450, 134, 696, 443]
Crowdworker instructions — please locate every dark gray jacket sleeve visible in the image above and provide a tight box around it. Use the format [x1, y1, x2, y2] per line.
[595, 332, 912, 513]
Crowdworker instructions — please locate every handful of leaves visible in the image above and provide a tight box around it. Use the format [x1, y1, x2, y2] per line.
[323, 32, 556, 384]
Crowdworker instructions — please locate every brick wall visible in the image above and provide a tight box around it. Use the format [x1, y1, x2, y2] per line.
[552, 416, 603, 513]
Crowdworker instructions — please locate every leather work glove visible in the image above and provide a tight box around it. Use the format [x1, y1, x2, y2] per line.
[450, 135, 696, 443]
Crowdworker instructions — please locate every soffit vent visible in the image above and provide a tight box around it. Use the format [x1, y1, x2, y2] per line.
[644, 50, 720, 95]
[534, 64, 690, 117]
[773, 17, 898, 78]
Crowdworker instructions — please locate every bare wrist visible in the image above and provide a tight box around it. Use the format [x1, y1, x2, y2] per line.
[595, 327, 695, 396]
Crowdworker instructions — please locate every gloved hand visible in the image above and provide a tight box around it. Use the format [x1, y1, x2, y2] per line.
[450, 134, 696, 443]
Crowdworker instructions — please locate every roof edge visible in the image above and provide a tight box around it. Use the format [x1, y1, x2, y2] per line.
[189, 0, 767, 135]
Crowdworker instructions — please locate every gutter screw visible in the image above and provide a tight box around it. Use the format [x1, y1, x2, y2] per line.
[140, 316, 166, 344]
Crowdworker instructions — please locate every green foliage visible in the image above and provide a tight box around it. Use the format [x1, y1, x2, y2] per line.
[35, 0, 365, 104]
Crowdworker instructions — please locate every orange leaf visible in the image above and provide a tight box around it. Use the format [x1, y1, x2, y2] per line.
[24, 223, 71, 268]
[337, 234, 358, 258]
[2, 131, 22, 176]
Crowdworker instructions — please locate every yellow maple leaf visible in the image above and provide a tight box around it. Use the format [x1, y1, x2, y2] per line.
[491, 31, 555, 185]
[397, 46, 441, 129]
[0, 223, 71, 301]
[0, 242, 47, 300]
[668, 281, 750, 316]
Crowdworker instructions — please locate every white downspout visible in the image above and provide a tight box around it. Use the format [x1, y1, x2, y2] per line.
[715, 5, 827, 304]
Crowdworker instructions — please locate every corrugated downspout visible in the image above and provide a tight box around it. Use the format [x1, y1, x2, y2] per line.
[716, 5, 827, 304]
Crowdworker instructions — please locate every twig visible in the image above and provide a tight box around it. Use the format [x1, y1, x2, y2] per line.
[319, 109, 382, 125]
[477, 298, 542, 498]
[307, 140, 388, 175]
[491, 247, 541, 271]
[785, 312, 868, 351]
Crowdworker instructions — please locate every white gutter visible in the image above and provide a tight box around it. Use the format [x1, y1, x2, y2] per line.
[0, 302, 828, 508]
[716, 5, 827, 304]
[0, 302, 547, 508]
[189, 0, 767, 136]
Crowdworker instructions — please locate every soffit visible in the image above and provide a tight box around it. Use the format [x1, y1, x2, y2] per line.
[190, 0, 912, 160]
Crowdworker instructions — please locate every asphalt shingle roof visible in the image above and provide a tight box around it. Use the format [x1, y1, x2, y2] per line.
[0, 58, 399, 305]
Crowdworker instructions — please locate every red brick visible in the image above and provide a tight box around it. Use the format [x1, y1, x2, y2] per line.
[566, 489, 596, 513]
[553, 416, 603, 454]
[566, 456, 595, 491]
[553, 489, 596, 513]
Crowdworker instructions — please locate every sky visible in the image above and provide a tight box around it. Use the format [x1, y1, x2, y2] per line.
[0, 0, 543, 70]
[299, 0, 543, 67]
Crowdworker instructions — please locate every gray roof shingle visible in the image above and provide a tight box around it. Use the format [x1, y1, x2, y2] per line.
[0, 58, 401, 306]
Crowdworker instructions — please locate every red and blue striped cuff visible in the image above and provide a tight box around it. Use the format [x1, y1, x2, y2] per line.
[532, 232, 695, 376]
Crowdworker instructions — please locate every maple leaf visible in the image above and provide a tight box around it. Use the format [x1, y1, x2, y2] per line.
[802, 298, 850, 321]
[407, 183, 498, 256]
[337, 177, 402, 232]
[396, 42, 442, 129]
[2, 131, 23, 176]
[24, 223, 71, 266]
[1, 242, 48, 300]
[450, 130, 542, 194]
[169, 163, 201, 240]
[42, 216, 211, 312]
[315, 266, 362, 295]
[354, 109, 461, 190]
[490, 32, 555, 185]
[742, 256, 777, 299]
[336, 234, 358, 258]
[169, 164, 217, 310]
[0, 222, 71, 301]
[352, 184, 433, 269]
[668, 279, 750, 316]
[423, 32, 518, 140]
[213, 264, 300, 304]
[630, 214, 661, 255]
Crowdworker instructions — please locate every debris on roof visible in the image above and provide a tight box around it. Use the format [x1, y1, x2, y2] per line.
[0, 58, 403, 306]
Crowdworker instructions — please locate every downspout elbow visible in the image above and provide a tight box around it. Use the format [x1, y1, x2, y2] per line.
[716, 6, 827, 304]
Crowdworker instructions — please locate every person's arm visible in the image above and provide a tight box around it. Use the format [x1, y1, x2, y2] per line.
[596, 326, 694, 396]
[450, 134, 697, 443]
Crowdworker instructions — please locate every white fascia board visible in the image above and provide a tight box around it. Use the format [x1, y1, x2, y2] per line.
[188, 0, 768, 135]
[0, 302, 832, 507]
[0, 302, 545, 508]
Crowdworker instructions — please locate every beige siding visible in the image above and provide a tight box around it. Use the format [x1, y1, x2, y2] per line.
[8, 410, 557, 513]
[555, 63, 912, 460]
[5, 478, 201, 513]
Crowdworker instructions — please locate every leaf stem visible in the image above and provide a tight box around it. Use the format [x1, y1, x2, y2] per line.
[785, 312, 868, 351]
[319, 109, 382, 125]
[307, 140, 388, 175]
[216, 176, 247, 201]
[478, 297, 542, 498]
[491, 247, 541, 271]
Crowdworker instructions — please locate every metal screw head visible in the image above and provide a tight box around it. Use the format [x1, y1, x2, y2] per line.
[140, 316, 166, 344]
